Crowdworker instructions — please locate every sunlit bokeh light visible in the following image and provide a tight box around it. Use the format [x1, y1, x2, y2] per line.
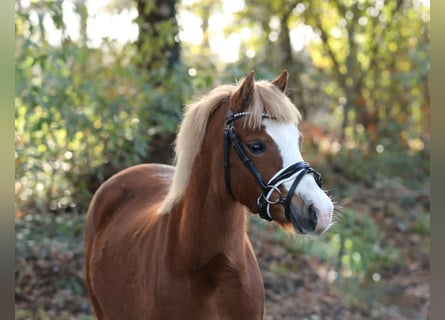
[372, 273, 381, 282]
[28, 0, 321, 63]
[376, 144, 384, 153]
[188, 67, 197, 77]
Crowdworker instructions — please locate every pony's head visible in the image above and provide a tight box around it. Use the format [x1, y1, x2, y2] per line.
[162, 70, 333, 235]
[223, 70, 333, 234]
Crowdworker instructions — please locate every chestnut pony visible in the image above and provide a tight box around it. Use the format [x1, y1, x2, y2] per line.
[84, 70, 334, 319]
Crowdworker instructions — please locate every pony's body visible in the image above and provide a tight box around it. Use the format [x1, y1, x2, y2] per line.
[85, 163, 264, 319]
[85, 71, 334, 319]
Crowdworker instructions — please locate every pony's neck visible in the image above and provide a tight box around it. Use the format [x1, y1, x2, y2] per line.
[175, 186, 246, 269]
[168, 132, 247, 270]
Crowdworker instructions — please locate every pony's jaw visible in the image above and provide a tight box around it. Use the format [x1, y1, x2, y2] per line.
[263, 120, 333, 235]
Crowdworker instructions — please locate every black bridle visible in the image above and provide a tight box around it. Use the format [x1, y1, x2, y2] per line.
[223, 107, 323, 222]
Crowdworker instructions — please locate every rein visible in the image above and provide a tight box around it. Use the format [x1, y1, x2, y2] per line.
[223, 107, 322, 222]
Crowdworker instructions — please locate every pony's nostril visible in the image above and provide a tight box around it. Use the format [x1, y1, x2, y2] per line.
[307, 204, 318, 225]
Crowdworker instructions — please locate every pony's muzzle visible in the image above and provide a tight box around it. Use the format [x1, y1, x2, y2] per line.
[288, 195, 332, 235]
[288, 200, 316, 234]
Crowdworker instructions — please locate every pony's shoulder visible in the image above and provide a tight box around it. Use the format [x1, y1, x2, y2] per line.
[85, 163, 174, 236]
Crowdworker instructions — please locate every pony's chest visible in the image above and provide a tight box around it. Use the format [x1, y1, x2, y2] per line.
[153, 253, 263, 319]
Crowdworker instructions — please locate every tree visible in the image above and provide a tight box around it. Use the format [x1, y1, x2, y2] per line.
[233, 0, 429, 154]
[136, 0, 180, 71]
[237, 0, 308, 115]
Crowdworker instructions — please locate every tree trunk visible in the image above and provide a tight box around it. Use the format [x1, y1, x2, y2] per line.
[278, 11, 307, 117]
[136, 0, 180, 71]
[135, 0, 182, 164]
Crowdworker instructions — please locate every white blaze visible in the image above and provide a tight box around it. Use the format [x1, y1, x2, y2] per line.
[263, 119, 333, 233]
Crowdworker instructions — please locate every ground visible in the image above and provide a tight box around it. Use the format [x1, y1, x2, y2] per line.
[15, 177, 429, 319]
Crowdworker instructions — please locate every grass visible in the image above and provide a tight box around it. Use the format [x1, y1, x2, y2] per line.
[249, 207, 404, 280]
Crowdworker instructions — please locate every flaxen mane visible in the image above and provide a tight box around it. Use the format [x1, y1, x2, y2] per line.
[159, 78, 302, 214]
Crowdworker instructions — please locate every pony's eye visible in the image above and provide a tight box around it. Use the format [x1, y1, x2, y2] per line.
[246, 141, 266, 155]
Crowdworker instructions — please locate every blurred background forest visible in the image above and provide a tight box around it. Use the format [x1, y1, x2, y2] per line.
[15, 0, 429, 319]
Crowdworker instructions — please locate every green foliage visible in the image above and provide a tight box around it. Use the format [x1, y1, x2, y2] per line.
[249, 207, 403, 282]
[15, 1, 192, 213]
[223, 0, 430, 161]
[327, 144, 429, 189]
[322, 210, 399, 280]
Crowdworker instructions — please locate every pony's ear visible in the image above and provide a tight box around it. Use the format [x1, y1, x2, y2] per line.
[271, 70, 289, 92]
[230, 71, 256, 113]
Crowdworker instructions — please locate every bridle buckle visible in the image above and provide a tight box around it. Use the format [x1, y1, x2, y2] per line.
[263, 185, 282, 205]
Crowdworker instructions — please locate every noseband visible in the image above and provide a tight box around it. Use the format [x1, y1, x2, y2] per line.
[223, 107, 323, 222]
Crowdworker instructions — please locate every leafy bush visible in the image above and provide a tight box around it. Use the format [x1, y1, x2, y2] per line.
[15, 2, 193, 213]
[327, 146, 429, 190]
[249, 207, 402, 282]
